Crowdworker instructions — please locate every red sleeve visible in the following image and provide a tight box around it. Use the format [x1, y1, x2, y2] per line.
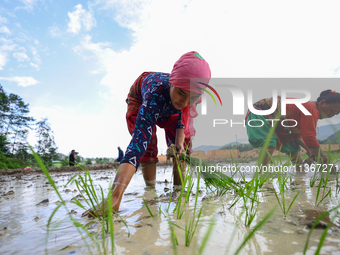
[299, 108, 320, 148]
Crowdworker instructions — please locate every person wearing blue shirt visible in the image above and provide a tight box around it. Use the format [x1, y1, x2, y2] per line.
[116, 146, 124, 162]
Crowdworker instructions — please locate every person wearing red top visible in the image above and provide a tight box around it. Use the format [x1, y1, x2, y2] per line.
[83, 51, 213, 217]
[246, 90, 340, 166]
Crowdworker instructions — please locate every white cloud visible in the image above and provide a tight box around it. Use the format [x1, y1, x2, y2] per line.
[74, 34, 111, 56]
[0, 38, 18, 69]
[67, 4, 96, 35]
[27, 104, 123, 157]
[0, 26, 10, 34]
[88, 0, 340, 82]
[48, 25, 62, 37]
[30, 47, 41, 65]
[0, 76, 38, 87]
[0, 15, 8, 24]
[16, 0, 39, 11]
[22, 0, 340, 156]
[29, 62, 39, 70]
[69, 0, 340, 152]
[91, 0, 152, 32]
[0, 53, 8, 70]
[13, 52, 29, 62]
[0, 38, 17, 52]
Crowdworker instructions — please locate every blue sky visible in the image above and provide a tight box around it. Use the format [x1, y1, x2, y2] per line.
[1, 0, 340, 158]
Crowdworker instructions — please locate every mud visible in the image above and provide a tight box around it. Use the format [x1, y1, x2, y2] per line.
[0, 165, 340, 254]
[0, 161, 173, 177]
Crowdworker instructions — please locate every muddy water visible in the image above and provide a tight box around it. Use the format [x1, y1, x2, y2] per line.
[0, 165, 340, 255]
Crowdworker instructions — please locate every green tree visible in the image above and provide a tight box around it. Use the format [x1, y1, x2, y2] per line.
[0, 84, 34, 156]
[35, 118, 58, 167]
[85, 158, 92, 165]
[0, 150, 26, 169]
[60, 156, 69, 166]
[0, 133, 10, 154]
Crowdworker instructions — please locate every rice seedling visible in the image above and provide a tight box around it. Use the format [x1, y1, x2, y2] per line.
[315, 169, 332, 207]
[66, 168, 130, 237]
[313, 143, 340, 207]
[228, 175, 260, 227]
[167, 192, 173, 213]
[172, 174, 189, 220]
[309, 169, 320, 188]
[169, 145, 189, 219]
[242, 178, 260, 227]
[184, 173, 203, 247]
[167, 214, 179, 255]
[233, 206, 276, 255]
[67, 175, 123, 255]
[196, 215, 215, 255]
[158, 205, 162, 216]
[273, 172, 300, 217]
[229, 150, 242, 180]
[29, 147, 112, 255]
[165, 151, 207, 248]
[143, 198, 154, 217]
[68, 171, 133, 253]
[336, 171, 340, 196]
[236, 166, 247, 186]
[303, 205, 340, 255]
[224, 211, 243, 254]
[167, 144, 241, 195]
[184, 167, 196, 204]
[309, 149, 323, 187]
[106, 185, 114, 255]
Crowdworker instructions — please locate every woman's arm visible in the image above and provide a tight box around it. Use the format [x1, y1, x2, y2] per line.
[175, 128, 185, 155]
[294, 137, 311, 156]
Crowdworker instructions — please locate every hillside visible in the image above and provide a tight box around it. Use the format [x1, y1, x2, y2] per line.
[320, 130, 340, 144]
[316, 123, 340, 140]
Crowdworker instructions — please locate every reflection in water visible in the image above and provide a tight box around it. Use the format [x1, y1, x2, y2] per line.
[0, 165, 339, 254]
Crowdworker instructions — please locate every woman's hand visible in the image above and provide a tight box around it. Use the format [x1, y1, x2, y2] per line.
[310, 148, 328, 164]
[175, 142, 185, 156]
[82, 163, 135, 218]
[82, 198, 115, 218]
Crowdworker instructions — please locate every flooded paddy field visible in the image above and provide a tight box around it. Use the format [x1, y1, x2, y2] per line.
[1, 163, 340, 255]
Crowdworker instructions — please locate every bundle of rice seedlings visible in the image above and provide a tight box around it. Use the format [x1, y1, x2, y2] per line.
[166, 144, 240, 193]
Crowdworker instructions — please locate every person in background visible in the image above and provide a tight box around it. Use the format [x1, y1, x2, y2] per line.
[116, 146, 124, 162]
[69, 150, 77, 166]
[246, 90, 340, 166]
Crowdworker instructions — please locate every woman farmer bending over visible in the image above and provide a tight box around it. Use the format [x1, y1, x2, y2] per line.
[83, 51, 211, 217]
[246, 90, 340, 166]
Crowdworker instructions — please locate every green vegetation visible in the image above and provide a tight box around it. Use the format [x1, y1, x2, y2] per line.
[0, 150, 26, 169]
[273, 172, 300, 217]
[35, 118, 58, 167]
[0, 84, 58, 169]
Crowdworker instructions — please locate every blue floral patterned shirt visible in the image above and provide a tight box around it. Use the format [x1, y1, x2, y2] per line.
[121, 72, 184, 169]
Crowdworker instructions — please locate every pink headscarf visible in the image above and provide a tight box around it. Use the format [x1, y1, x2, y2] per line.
[169, 51, 211, 138]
